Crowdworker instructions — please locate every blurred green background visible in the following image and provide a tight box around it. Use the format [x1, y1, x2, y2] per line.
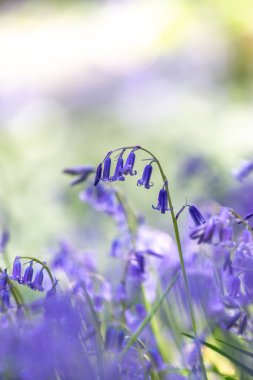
[0, 0, 253, 262]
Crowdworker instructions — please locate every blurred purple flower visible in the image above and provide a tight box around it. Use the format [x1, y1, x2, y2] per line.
[152, 188, 170, 214]
[63, 165, 95, 186]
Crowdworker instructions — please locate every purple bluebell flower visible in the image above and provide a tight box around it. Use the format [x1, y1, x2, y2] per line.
[241, 229, 252, 243]
[229, 276, 241, 298]
[32, 268, 44, 292]
[1, 289, 10, 310]
[234, 160, 253, 181]
[219, 226, 234, 246]
[243, 270, 253, 295]
[129, 253, 146, 281]
[123, 151, 137, 176]
[152, 188, 170, 214]
[63, 165, 95, 186]
[137, 164, 153, 189]
[105, 326, 119, 351]
[190, 217, 216, 244]
[148, 348, 166, 371]
[0, 229, 9, 252]
[22, 261, 33, 286]
[115, 282, 127, 302]
[0, 269, 8, 291]
[94, 163, 102, 186]
[101, 156, 112, 181]
[12, 256, 22, 282]
[223, 252, 233, 274]
[188, 205, 205, 226]
[110, 154, 125, 182]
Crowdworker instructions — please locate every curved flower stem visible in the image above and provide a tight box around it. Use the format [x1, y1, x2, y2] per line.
[140, 147, 207, 379]
[19, 256, 55, 286]
[101, 145, 207, 378]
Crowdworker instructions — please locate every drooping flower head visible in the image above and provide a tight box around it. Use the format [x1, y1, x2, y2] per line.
[152, 184, 170, 214]
[0, 229, 10, 252]
[101, 155, 112, 182]
[188, 205, 206, 226]
[110, 151, 125, 182]
[94, 163, 102, 186]
[12, 256, 21, 282]
[22, 261, 34, 286]
[137, 162, 154, 189]
[63, 166, 95, 186]
[123, 150, 137, 176]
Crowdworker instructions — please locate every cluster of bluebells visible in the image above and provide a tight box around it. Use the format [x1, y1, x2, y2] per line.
[12, 257, 44, 291]
[65, 146, 171, 214]
[0, 247, 165, 379]
[2, 146, 253, 379]
[63, 147, 253, 375]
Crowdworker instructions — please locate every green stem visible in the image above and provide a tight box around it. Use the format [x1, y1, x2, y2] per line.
[101, 146, 207, 378]
[140, 147, 207, 379]
[122, 271, 179, 354]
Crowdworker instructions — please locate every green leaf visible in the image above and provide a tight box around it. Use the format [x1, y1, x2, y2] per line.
[123, 271, 179, 353]
[183, 333, 253, 377]
[215, 338, 253, 358]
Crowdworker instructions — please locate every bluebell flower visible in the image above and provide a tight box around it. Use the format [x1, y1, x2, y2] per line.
[0, 269, 8, 291]
[152, 188, 170, 214]
[32, 268, 44, 292]
[22, 261, 33, 286]
[234, 160, 253, 181]
[110, 155, 125, 182]
[223, 252, 233, 274]
[190, 217, 216, 244]
[148, 348, 166, 371]
[63, 165, 95, 186]
[188, 205, 205, 226]
[229, 276, 241, 298]
[0, 229, 9, 252]
[1, 289, 10, 310]
[219, 226, 234, 247]
[105, 326, 120, 351]
[12, 256, 22, 282]
[137, 164, 153, 189]
[94, 163, 102, 186]
[101, 156, 112, 181]
[123, 151, 137, 176]
[115, 282, 127, 302]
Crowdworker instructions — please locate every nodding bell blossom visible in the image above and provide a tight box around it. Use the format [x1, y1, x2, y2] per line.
[0, 229, 9, 252]
[32, 268, 44, 292]
[0, 270, 8, 291]
[94, 163, 102, 186]
[123, 151, 137, 176]
[22, 261, 33, 286]
[1, 289, 10, 310]
[110, 155, 125, 182]
[234, 160, 253, 181]
[105, 326, 125, 352]
[152, 188, 170, 214]
[137, 164, 153, 189]
[188, 205, 205, 226]
[63, 166, 95, 186]
[12, 256, 21, 282]
[101, 156, 112, 181]
[190, 208, 235, 245]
